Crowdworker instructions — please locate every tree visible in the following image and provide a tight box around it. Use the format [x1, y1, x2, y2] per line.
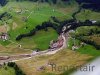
[0, 0, 8, 6]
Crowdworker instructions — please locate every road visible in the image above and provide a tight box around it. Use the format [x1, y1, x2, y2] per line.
[0, 33, 68, 65]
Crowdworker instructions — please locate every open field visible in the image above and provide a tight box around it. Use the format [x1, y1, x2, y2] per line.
[0, 1, 67, 51]
[76, 9, 100, 21]
[0, 44, 32, 56]
[0, 66, 15, 75]
[17, 28, 58, 50]
[68, 37, 100, 57]
[0, 1, 78, 52]
[16, 49, 93, 75]
[67, 25, 100, 57]
[78, 45, 100, 57]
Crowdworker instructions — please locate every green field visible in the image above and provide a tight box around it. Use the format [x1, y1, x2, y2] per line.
[0, 66, 15, 75]
[17, 28, 58, 50]
[0, 1, 78, 51]
[76, 9, 100, 21]
[0, 1, 64, 50]
[68, 26, 100, 57]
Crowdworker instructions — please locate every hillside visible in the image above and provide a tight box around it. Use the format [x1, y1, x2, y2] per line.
[0, 0, 100, 75]
[0, 1, 78, 52]
[16, 49, 93, 75]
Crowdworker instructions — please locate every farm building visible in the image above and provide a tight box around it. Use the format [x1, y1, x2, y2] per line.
[0, 33, 9, 40]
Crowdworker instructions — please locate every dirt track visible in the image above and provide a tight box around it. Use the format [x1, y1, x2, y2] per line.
[0, 33, 68, 65]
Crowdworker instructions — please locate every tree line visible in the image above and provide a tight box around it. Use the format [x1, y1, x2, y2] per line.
[76, 0, 100, 11]
[0, 12, 12, 20]
[0, 0, 8, 6]
[7, 62, 26, 75]
[0, 0, 69, 6]
[16, 20, 60, 40]
[1, 0, 100, 11]
[16, 16, 100, 41]
[75, 36, 100, 50]
[16, 17, 76, 41]
[16, 17, 100, 50]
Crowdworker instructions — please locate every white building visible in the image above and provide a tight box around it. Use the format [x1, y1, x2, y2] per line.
[90, 20, 97, 24]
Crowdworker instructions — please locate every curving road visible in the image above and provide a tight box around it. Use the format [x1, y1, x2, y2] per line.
[0, 33, 68, 65]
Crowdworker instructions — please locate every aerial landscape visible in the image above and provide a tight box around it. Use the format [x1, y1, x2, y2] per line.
[0, 0, 100, 75]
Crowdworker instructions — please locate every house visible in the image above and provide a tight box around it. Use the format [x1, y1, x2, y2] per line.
[90, 20, 97, 24]
[0, 33, 9, 40]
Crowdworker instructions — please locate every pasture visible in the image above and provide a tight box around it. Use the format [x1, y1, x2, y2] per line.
[0, 66, 15, 75]
[0, 1, 78, 51]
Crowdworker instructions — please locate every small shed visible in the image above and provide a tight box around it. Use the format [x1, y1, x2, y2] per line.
[0, 33, 9, 40]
